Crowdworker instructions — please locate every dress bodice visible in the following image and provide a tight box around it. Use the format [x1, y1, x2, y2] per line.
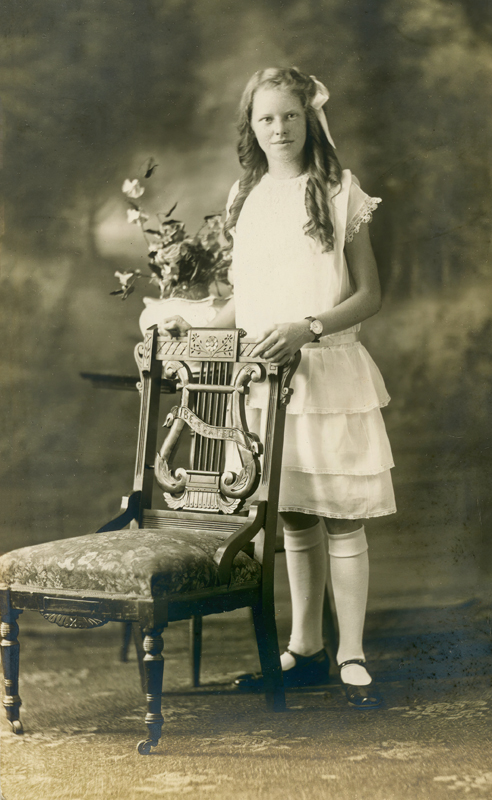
[229, 169, 372, 338]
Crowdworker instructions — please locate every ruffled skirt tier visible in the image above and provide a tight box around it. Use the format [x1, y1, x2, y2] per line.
[246, 339, 396, 519]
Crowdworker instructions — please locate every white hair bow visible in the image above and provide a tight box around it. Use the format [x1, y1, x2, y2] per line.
[310, 76, 336, 149]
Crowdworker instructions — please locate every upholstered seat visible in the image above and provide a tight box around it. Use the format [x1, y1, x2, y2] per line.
[0, 529, 261, 599]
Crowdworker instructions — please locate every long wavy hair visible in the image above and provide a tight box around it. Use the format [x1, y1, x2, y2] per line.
[224, 67, 342, 252]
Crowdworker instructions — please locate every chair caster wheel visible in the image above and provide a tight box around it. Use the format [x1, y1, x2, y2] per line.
[136, 738, 157, 755]
[10, 720, 23, 735]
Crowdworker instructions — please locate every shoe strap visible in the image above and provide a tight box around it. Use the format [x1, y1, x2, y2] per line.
[286, 648, 325, 666]
[285, 648, 305, 666]
[338, 658, 366, 670]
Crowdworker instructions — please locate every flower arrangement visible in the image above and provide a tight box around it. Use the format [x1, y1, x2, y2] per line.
[112, 159, 232, 301]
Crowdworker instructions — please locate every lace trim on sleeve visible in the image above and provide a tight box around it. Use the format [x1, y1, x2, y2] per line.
[345, 197, 382, 243]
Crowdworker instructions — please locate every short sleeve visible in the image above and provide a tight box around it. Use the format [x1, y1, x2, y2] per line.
[345, 176, 381, 243]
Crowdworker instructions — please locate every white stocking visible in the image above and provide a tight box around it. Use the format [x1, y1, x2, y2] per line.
[282, 522, 326, 669]
[327, 527, 372, 686]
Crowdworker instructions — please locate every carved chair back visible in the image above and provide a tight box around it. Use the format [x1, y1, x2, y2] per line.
[133, 326, 298, 535]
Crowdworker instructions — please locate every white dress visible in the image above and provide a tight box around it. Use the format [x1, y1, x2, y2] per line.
[228, 169, 396, 519]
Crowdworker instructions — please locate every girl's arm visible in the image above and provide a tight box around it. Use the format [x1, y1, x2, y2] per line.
[252, 223, 381, 363]
[157, 297, 236, 337]
[209, 296, 236, 329]
[321, 220, 381, 331]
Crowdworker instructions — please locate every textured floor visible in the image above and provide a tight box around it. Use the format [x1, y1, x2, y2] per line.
[1, 555, 491, 800]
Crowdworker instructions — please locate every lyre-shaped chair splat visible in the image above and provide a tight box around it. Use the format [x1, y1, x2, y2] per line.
[154, 335, 265, 514]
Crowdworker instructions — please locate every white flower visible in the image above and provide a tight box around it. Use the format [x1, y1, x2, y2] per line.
[114, 270, 135, 288]
[122, 179, 145, 199]
[204, 214, 222, 231]
[127, 208, 141, 224]
[159, 220, 185, 245]
[163, 243, 182, 261]
[153, 248, 168, 266]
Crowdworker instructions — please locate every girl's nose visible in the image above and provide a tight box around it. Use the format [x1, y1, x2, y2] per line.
[274, 117, 288, 136]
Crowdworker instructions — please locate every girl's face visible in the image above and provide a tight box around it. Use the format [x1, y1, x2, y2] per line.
[250, 86, 307, 176]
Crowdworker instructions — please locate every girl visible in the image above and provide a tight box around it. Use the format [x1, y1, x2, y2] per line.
[160, 67, 396, 708]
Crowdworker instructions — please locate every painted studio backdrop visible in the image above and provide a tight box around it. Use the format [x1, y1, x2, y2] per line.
[1, 0, 491, 605]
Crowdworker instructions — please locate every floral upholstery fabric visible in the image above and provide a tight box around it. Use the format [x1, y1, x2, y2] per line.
[0, 528, 261, 599]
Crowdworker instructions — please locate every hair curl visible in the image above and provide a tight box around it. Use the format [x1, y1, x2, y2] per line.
[224, 67, 342, 252]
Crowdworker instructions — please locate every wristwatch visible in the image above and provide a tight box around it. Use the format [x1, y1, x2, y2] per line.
[305, 316, 323, 343]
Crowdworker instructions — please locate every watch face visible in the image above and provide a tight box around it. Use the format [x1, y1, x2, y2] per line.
[310, 319, 323, 335]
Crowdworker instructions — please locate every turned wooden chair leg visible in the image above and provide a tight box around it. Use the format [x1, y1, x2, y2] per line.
[189, 615, 202, 687]
[131, 623, 146, 693]
[251, 600, 286, 712]
[136, 625, 165, 755]
[0, 609, 23, 734]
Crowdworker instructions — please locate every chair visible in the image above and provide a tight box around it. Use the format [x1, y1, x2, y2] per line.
[0, 326, 299, 754]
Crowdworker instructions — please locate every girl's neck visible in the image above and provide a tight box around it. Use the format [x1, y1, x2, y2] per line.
[266, 159, 305, 181]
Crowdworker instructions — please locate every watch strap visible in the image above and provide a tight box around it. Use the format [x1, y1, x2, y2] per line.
[305, 316, 323, 343]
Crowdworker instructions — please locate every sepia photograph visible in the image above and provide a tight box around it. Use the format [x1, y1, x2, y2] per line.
[0, 1, 491, 798]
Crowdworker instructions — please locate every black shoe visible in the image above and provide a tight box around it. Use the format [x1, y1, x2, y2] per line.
[234, 648, 330, 691]
[339, 659, 382, 709]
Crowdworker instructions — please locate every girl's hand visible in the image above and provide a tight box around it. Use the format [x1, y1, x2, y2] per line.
[158, 315, 192, 338]
[251, 321, 312, 364]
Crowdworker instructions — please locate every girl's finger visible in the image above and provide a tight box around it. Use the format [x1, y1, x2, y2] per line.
[160, 317, 181, 329]
[264, 351, 287, 364]
[252, 342, 274, 357]
[251, 332, 278, 357]
[158, 315, 192, 338]
[262, 340, 286, 359]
